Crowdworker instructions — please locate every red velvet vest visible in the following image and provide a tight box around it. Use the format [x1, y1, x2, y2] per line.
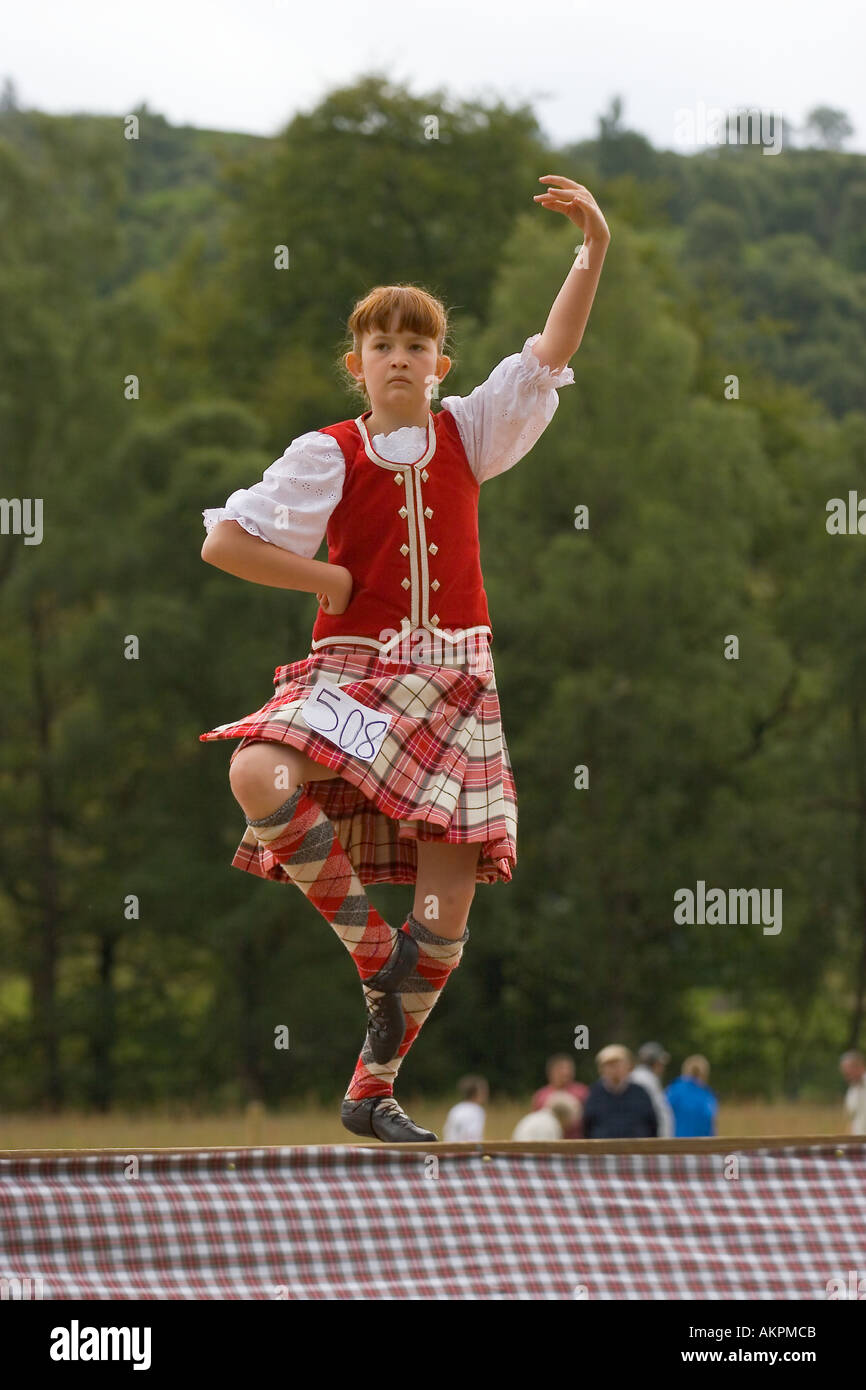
[310, 407, 492, 655]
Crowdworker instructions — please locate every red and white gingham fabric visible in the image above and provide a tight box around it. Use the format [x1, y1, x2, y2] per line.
[2, 1143, 864, 1300]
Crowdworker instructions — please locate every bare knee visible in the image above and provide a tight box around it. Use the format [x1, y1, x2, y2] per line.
[228, 743, 309, 815]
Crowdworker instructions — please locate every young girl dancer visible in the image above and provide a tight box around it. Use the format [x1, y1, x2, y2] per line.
[200, 175, 610, 1143]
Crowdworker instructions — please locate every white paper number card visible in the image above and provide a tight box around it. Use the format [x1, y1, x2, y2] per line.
[300, 679, 392, 763]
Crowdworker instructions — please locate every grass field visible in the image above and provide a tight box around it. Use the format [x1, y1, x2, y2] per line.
[0, 1100, 852, 1150]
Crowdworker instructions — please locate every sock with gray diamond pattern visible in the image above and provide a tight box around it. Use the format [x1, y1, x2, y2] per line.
[246, 786, 400, 980]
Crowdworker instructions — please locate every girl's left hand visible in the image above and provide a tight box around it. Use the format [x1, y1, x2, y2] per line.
[533, 175, 610, 244]
[316, 564, 354, 615]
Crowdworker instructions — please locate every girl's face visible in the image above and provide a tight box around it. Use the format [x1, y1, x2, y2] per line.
[347, 319, 450, 412]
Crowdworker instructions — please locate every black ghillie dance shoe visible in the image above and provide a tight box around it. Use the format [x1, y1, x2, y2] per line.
[340, 1095, 438, 1143]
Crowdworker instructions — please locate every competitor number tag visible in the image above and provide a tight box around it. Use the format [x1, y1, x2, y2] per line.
[300, 678, 392, 763]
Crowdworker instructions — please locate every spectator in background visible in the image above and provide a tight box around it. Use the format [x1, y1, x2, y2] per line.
[666, 1055, 718, 1137]
[582, 1045, 658, 1139]
[630, 1041, 675, 1138]
[839, 1050, 866, 1135]
[531, 1053, 590, 1138]
[513, 1091, 582, 1141]
[443, 1075, 488, 1141]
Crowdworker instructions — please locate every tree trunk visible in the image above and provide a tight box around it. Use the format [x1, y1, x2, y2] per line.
[89, 932, 117, 1111]
[28, 597, 63, 1110]
[238, 936, 266, 1104]
[849, 702, 866, 1049]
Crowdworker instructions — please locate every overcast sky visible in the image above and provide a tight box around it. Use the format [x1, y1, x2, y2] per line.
[4, 0, 863, 154]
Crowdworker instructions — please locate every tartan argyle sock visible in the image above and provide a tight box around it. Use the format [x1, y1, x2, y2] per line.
[345, 911, 469, 1101]
[245, 786, 400, 981]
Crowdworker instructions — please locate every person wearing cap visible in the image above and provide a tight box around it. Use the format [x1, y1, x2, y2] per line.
[630, 1042, 675, 1138]
[665, 1055, 718, 1137]
[581, 1045, 658, 1139]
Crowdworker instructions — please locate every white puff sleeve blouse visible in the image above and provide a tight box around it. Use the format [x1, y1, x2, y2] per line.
[440, 333, 574, 484]
[202, 431, 346, 560]
[201, 334, 574, 553]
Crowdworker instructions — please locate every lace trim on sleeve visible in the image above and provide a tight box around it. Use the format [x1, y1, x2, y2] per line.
[514, 333, 575, 390]
[202, 507, 270, 542]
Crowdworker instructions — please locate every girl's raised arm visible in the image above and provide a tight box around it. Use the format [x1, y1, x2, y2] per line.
[531, 174, 611, 371]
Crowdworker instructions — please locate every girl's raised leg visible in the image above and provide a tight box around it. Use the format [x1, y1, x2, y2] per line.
[228, 740, 411, 987]
[228, 740, 338, 820]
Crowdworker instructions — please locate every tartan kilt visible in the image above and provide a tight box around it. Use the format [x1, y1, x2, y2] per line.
[199, 631, 517, 886]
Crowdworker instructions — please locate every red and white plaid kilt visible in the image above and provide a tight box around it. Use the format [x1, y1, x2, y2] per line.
[199, 631, 517, 886]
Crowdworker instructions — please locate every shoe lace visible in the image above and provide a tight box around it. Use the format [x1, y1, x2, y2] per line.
[374, 1098, 410, 1126]
[364, 989, 390, 1036]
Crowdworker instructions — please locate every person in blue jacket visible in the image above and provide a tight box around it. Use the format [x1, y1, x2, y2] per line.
[666, 1055, 718, 1136]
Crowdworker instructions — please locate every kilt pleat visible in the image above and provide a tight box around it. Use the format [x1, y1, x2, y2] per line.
[199, 633, 517, 885]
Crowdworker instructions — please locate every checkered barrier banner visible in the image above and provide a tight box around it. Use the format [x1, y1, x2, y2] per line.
[1, 1141, 865, 1300]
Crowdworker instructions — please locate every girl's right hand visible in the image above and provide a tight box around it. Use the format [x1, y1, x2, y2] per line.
[316, 565, 354, 616]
